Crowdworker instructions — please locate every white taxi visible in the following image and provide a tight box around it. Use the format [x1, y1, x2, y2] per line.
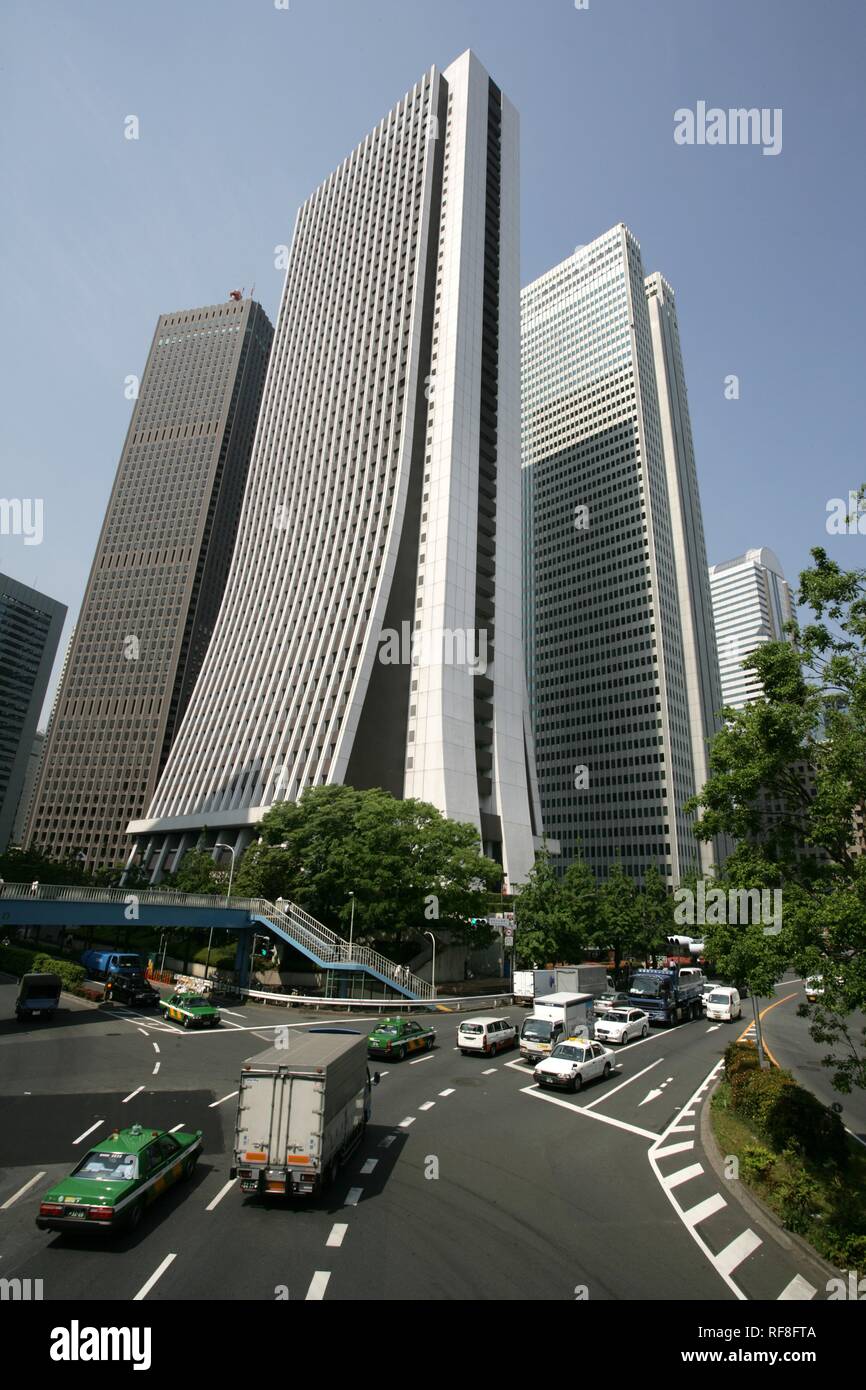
[533, 1037, 615, 1093]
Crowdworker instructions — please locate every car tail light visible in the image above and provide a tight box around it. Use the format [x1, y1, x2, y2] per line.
[39, 1202, 63, 1215]
[88, 1206, 114, 1221]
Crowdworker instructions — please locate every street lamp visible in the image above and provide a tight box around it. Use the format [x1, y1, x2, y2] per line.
[206, 842, 237, 981]
[424, 930, 437, 998]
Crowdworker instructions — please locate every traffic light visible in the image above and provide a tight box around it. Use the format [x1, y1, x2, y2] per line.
[258, 938, 270, 958]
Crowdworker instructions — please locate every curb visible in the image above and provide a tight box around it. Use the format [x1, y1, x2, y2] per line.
[700, 1075, 842, 1289]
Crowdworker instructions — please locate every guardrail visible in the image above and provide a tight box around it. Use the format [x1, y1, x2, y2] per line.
[238, 987, 518, 1013]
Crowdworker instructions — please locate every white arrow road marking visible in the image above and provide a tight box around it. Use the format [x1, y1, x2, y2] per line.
[208, 1091, 238, 1108]
[305, 1272, 331, 1300]
[133, 1253, 176, 1301]
[205, 1180, 235, 1212]
[639, 1088, 664, 1106]
[1, 1172, 46, 1209]
[326, 1223, 348, 1248]
[584, 1056, 664, 1111]
[523, 1086, 657, 1140]
[122, 1085, 144, 1104]
[72, 1120, 104, 1145]
[706, 1025, 721, 1032]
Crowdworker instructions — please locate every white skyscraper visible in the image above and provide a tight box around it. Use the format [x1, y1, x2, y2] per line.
[129, 51, 541, 888]
[708, 548, 794, 710]
[522, 225, 723, 884]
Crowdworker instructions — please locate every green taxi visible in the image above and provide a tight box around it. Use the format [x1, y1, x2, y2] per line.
[36, 1123, 202, 1234]
[159, 991, 221, 1028]
[367, 1017, 436, 1060]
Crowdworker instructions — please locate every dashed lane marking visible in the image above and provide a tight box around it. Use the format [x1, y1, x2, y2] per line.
[152, 1043, 160, 1053]
[1, 1172, 46, 1209]
[152, 1062, 160, 1075]
[219, 1009, 246, 1018]
[305, 1272, 331, 1300]
[122, 1085, 144, 1104]
[681, 1192, 727, 1227]
[327, 1223, 348, 1248]
[208, 1091, 238, 1108]
[72, 1120, 104, 1145]
[379, 1135, 397, 1148]
[409, 1053, 435, 1064]
[662, 1162, 704, 1191]
[133, 1253, 176, 1301]
[169, 1123, 184, 1133]
[205, 1180, 235, 1212]
[418, 1101, 435, 1111]
[398, 1117, 415, 1128]
[345, 1187, 363, 1206]
[653, 1139, 695, 1159]
[438, 1088, 455, 1097]
[360, 1159, 378, 1174]
[482, 1067, 498, 1075]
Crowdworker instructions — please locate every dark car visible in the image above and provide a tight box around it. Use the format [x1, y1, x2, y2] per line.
[105, 974, 160, 1009]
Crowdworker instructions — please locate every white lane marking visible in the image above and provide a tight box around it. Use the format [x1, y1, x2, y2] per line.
[504, 1058, 532, 1072]
[409, 1053, 435, 1064]
[715, 1229, 762, 1277]
[345, 1187, 363, 1206]
[482, 1067, 498, 1075]
[522, 1086, 657, 1140]
[583, 1056, 664, 1111]
[208, 1091, 238, 1108]
[778, 1274, 817, 1301]
[152, 1062, 161, 1075]
[680, 1109, 696, 1119]
[377, 1070, 389, 1077]
[670, 1124, 695, 1133]
[1, 1172, 46, 1209]
[137, 1028, 149, 1037]
[169, 1123, 184, 1133]
[219, 1009, 246, 1018]
[133, 1253, 177, 1301]
[663, 1162, 704, 1191]
[639, 1087, 664, 1106]
[206, 1180, 235, 1212]
[418, 1101, 435, 1111]
[379, 1135, 397, 1148]
[653, 1140, 695, 1159]
[327, 1223, 348, 1248]
[152, 1043, 160, 1054]
[438, 1088, 455, 1097]
[398, 1117, 415, 1128]
[72, 1120, 104, 1146]
[305, 1271, 331, 1300]
[218, 1019, 245, 1030]
[682, 1192, 727, 1227]
[251, 1032, 273, 1043]
[360, 1159, 378, 1174]
[122, 1085, 144, 1104]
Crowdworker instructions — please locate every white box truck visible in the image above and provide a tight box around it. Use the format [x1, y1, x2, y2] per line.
[231, 1029, 377, 1197]
[513, 966, 609, 1007]
[519, 991, 594, 1063]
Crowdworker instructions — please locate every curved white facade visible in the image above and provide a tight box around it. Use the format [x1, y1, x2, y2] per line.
[128, 51, 539, 887]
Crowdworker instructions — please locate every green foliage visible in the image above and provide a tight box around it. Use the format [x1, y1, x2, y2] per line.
[233, 785, 498, 947]
[514, 849, 583, 964]
[723, 1040, 761, 1081]
[0, 945, 38, 977]
[821, 1230, 866, 1269]
[0, 845, 91, 886]
[774, 1164, 822, 1234]
[730, 1065, 848, 1168]
[160, 846, 223, 894]
[740, 1144, 776, 1182]
[735, 1066, 796, 1133]
[32, 953, 85, 990]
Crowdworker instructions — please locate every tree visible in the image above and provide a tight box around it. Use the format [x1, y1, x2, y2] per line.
[0, 845, 91, 886]
[591, 861, 643, 976]
[160, 846, 221, 894]
[561, 855, 598, 949]
[513, 850, 575, 964]
[638, 863, 675, 960]
[688, 534, 866, 1091]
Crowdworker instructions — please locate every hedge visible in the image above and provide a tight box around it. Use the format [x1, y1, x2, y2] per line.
[32, 954, 85, 991]
[732, 1065, 848, 1169]
[0, 945, 38, 977]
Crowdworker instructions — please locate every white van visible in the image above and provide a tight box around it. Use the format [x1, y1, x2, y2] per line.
[705, 987, 742, 1021]
[457, 1016, 517, 1056]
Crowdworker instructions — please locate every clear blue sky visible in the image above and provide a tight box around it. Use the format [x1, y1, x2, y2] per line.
[2, 0, 864, 718]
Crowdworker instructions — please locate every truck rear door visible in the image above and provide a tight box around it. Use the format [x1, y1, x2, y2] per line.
[285, 1075, 325, 1173]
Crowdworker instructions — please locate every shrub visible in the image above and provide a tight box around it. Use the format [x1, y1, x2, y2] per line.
[763, 1083, 849, 1169]
[724, 1041, 761, 1081]
[775, 1167, 822, 1234]
[740, 1143, 776, 1182]
[31, 953, 85, 991]
[0, 945, 38, 978]
[821, 1230, 866, 1269]
[735, 1066, 795, 1131]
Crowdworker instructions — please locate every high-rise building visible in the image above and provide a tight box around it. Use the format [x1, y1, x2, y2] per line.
[708, 548, 794, 710]
[12, 730, 46, 847]
[0, 574, 66, 851]
[129, 50, 541, 888]
[26, 297, 274, 873]
[522, 225, 722, 884]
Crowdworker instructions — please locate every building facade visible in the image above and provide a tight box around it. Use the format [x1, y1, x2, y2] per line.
[128, 51, 541, 888]
[522, 225, 722, 884]
[25, 298, 273, 873]
[0, 574, 66, 851]
[708, 547, 794, 710]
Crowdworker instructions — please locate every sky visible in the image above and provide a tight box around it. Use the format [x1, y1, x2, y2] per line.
[2, 0, 864, 720]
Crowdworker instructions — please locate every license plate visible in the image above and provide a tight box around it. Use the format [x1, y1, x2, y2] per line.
[67, 1208, 87, 1219]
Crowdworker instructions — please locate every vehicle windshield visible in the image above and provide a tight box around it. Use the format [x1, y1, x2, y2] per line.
[605, 1011, 628, 1023]
[629, 974, 664, 998]
[522, 1019, 552, 1041]
[117, 956, 139, 969]
[551, 1044, 581, 1061]
[709, 993, 730, 1005]
[74, 1151, 138, 1181]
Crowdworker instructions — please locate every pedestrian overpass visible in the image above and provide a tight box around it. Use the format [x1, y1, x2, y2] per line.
[0, 882, 432, 1000]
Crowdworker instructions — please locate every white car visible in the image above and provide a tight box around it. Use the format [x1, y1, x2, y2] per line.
[705, 987, 742, 1021]
[533, 1038, 615, 1093]
[457, 1016, 517, 1055]
[701, 981, 723, 1012]
[594, 1007, 649, 1045]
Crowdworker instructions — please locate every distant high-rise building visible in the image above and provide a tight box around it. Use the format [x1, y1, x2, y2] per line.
[12, 730, 46, 847]
[129, 51, 541, 888]
[0, 574, 66, 851]
[522, 225, 722, 884]
[26, 298, 274, 873]
[708, 548, 794, 710]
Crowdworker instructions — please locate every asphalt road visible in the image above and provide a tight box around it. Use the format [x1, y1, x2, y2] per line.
[0, 979, 839, 1302]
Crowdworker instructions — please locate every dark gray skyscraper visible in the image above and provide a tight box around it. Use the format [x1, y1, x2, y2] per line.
[26, 296, 273, 872]
[0, 574, 66, 851]
[522, 226, 722, 885]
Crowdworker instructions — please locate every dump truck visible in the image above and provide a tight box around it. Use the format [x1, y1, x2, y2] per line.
[628, 966, 706, 1027]
[231, 1029, 378, 1198]
[79, 949, 143, 982]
